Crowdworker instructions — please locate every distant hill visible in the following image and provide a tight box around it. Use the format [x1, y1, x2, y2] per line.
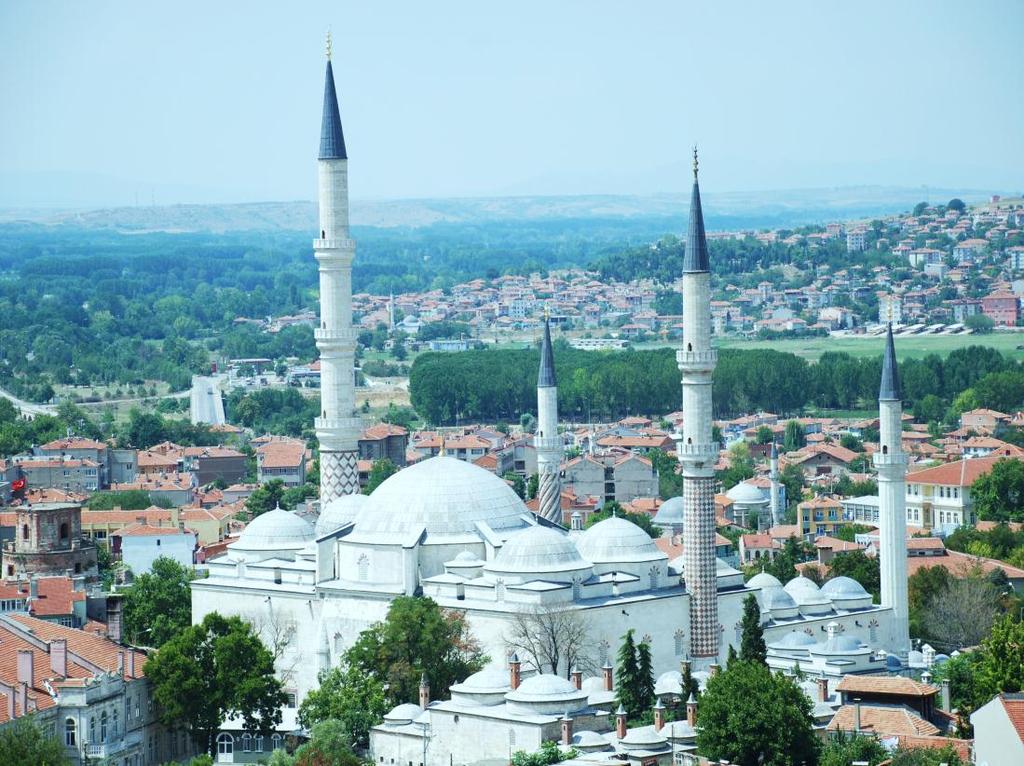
[0, 186, 999, 234]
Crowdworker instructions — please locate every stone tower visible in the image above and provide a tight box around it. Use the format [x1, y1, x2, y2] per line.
[769, 442, 782, 527]
[314, 38, 362, 503]
[876, 324, 911, 655]
[3, 502, 98, 581]
[677, 150, 720, 667]
[536, 314, 563, 523]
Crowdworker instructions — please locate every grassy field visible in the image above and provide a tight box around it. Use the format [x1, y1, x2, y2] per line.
[713, 332, 1024, 362]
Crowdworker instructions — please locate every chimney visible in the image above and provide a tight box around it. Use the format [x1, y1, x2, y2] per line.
[854, 699, 862, 733]
[816, 677, 829, 703]
[17, 649, 33, 686]
[570, 668, 582, 690]
[602, 662, 614, 691]
[922, 671, 933, 686]
[170, 506, 180, 527]
[560, 712, 573, 745]
[106, 594, 123, 644]
[509, 654, 521, 690]
[126, 651, 135, 678]
[653, 698, 665, 732]
[418, 672, 430, 710]
[17, 682, 27, 716]
[686, 693, 698, 727]
[941, 679, 951, 712]
[709, 663, 721, 677]
[28, 577, 38, 601]
[117, 651, 125, 676]
[50, 640, 67, 677]
[615, 704, 628, 739]
[0, 682, 14, 720]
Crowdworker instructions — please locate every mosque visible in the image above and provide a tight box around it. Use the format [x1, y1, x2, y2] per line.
[189, 45, 912, 756]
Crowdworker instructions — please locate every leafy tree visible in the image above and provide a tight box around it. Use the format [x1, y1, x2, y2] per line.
[511, 740, 578, 766]
[754, 426, 774, 444]
[975, 615, 1024, 696]
[913, 201, 929, 216]
[345, 596, 486, 708]
[615, 629, 642, 718]
[839, 433, 863, 452]
[890, 745, 965, 766]
[965, 313, 995, 334]
[646, 448, 684, 500]
[584, 502, 660, 539]
[123, 556, 195, 647]
[739, 593, 766, 664]
[293, 719, 363, 766]
[245, 479, 286, 518]
[695, 660, 818, 766]
[298, 665, 388, 748]
[783, 420, 806, 451]
[526, 472, 539, 500]
[0, 716, 71, 766]
[947, 198, 965, 212]
[778, 463, 805, 513]
[364, 458, 398, 495]
[503, 471, 527, 500]
[145, 612, 286, 756]
[819, 731, 887, 766]
[972, 458, 1024, 522]
[718, 442, 755, 490]
[681, 659, 700, 702]
[921, 571, 1002, 650]
[908, 565, 953, 639]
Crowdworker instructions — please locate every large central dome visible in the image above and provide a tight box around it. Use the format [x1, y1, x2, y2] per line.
[351, 456, 531, 539]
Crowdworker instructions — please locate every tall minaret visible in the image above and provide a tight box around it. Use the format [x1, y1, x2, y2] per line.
[769, 442, 782, 527]
[536, 312, 563, 524]
[678, 149, 720, 668]
[314, 34, 361, 503]
[876, 324, 911, 656]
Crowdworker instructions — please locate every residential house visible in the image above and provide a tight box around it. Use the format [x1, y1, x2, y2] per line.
[358, 424, 409, 467]
[971, 693, 1024, 766]
[255, 440, 307, 487]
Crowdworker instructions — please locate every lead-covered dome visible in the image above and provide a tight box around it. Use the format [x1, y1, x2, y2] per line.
[747, 571, 783, 590]
[505, 673, 588, 715]
[316, 493, 369, 537]
[484, 525, 591, 583]
[726, 482, 767, 504]
[653, 497, 684, 528]
[232, 507, 314, 552]
[576, 517, 665, 564]
[352, 456, 530, 539]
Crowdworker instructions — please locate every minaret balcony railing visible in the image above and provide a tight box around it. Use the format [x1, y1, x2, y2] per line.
[676, 349, 718, 370]
[873, 451, 909, 467]
[316, 416, 364, 433]
[534, 436, 563, 453]
[315, 327, 359, 344]
[314, 238, 355, 251]
[675, 441, 719, 460]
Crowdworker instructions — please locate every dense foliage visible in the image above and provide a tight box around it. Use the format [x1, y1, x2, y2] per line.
[409, 343, 1023, 424]
[0, 717, 71, 766]
[122, 556, 195, 647]
[145, 612, 285, 756]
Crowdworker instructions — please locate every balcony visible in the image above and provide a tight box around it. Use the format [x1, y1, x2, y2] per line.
[313, 238, 355, 251]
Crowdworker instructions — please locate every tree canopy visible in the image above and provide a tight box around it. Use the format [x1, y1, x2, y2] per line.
[0, 717, 70, 766]
[145, 612, 285, 755]
[122, 555, 195, 647]
[972, 458, 1024, 523]
[739, 593, 766, 664]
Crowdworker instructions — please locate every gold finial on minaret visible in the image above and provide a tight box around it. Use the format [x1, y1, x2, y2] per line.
[326, 29, 333, 60]
[692, 145, 699, 180]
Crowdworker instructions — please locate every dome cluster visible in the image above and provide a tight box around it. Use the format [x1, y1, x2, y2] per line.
[748, 572, 872, 620]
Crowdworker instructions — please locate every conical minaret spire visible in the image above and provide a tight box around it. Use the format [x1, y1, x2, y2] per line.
[676, 148, 720, 668]
[875, 324, 910, 655]
[536, 310, 563, 524]
[769, 441, 782, 527]
[314, 43, 361, 504]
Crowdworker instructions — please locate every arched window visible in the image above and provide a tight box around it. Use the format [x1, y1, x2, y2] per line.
[271, 733, 283, 750]
[22, 524, 29, 541]
[674, 629, 685, 656]
[572, 577, 581, 600]
[65, 718, 77, 747]
[357, 554, 369, 581]
[100, 711, 108, 741]
[648, 566, 659, 590]
[89, 717, 96, 743]
[495, 579, 506, 602]
[241, 733, 252, 752]
[112, 709, 119, 737]
[59, 522, 69, 540]
[217, 733, 234, 755]
[254, 735, 264, 752]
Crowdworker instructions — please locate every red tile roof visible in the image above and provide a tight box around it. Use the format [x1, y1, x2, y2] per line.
[1000, 694, 1024, 744]
[908, 456, 1020, 487]
[836, 675, 939, 697]
[827, 704, 940, 736]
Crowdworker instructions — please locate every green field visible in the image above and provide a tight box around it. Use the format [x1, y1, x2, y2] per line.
[713, 333, 1024, 362]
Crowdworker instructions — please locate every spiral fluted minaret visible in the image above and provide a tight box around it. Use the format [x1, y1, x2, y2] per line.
[536, 315, 563, 523]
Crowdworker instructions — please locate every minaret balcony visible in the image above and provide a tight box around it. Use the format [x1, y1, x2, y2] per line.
[314, 237, 355, 251]
[315, 327, 359, 344]
[675, 441, 719, 460]
[535, 436, 562, 453]
[316, 416, 364, 433]
[873, 451, 909, 467]
[676, 349, 717, 371]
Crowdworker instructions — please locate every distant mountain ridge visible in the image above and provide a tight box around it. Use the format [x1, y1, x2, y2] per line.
[0, 186, 998, 234]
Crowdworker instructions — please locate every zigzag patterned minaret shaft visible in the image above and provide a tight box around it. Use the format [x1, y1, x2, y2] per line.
[536, 315, 563, 523]
[315, 41, 362, 503]
[678, 149, 720, 666]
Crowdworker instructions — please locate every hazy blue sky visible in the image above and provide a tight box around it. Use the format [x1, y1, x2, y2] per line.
[1, 0, 1021, 206]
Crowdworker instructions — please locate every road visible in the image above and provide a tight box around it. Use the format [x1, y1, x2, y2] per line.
[0, 387, 56, 418]
[189, 375, 227, 426]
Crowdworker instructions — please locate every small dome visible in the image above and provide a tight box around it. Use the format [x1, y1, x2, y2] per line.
[383, 703, 424, 725]
[726, 482, 767, 504]
[747, 571, 783, 589]
[572, 730, 611, 750]
[886, 654, 904, 670]
[814, 635, 866, 655]
[581, 677, 605, 693]
[234, 507, 314, 551]
[821, 576, 869, 598]
[458, 668, 510, 691]
[454, 550, 480, 562]
[716, 558, 742, 576]
[485, 526, 590, 579]
[576, 517, 664, 564]
[759, 585, 798, 611]
[654, 670, 682, 696]
[620, 727, 668, 748]
[315, 493, 369, 537]
[505, 673, 589, 715]
[353, 456, 530, 539]
[785, 576, 831, 606]
[770, 631, 818, 649]
[907, 650, 926, 668]
[653, 497, 684, 527]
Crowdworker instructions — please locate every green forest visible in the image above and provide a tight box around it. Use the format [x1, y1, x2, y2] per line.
[410, 342, 1024, 425]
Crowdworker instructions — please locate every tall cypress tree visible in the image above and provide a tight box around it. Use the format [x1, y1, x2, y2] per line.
[636, 639, 655, 713]
[739, 593, 767, 664]
[616, 629, 640, 717]
[682, 660, 700, 701]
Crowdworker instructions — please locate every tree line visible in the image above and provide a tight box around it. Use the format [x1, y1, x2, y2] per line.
[409, 342, 1024, 424]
